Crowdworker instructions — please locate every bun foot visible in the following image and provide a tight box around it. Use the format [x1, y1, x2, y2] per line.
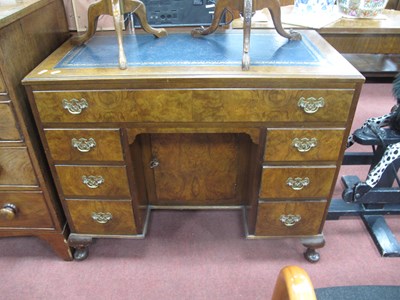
[304, 247, 320, 263]
[68, 234, 92, 261]
[73, 247, 89, 261]
[301, 234, 324, 263]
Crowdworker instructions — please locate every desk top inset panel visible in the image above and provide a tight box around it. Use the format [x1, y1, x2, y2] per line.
[22, 30, 364, 85]
[56, 32, 324, 68]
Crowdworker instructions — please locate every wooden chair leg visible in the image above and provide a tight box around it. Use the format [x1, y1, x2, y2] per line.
[266, 0, 301, 40]
[112, 0, 127, 69]
[124, 0, 167, 38]
[191, 1, 229, 36]
[71, 0, 108, 45]
[242, 0, 252, 70]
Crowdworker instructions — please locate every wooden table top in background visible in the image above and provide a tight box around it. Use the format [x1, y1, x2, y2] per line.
[232, 6, 400, 34]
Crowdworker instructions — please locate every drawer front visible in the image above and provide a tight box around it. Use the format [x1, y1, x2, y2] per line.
[33, 89, 354, 124]
[255, 200, 327, 236]
[260, 166, 336, 199]
[0, 102, 21, 141]
[264, 129, 345, 162]
[56, 165, 130, 197]
[0, 192, 53, 228]
[0, 147, 38, 186]
[45, 129, 124, 162]
[34, 90, 192, 123]
[55, 165, 131, 197]
[66, 199, 137, 235]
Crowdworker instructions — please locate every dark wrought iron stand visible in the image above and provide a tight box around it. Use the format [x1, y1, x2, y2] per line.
[328, 128, 400, 257]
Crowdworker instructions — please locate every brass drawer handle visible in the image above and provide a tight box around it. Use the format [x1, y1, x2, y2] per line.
[298, 97, 325, 114]
[91, 212, 112, 224]
[292, 137, 317, 152]
[280, 214, 301, 227]
[72, 137, 96, 152]
[286, 177, 310, 190]
[62, 98, 88, 115]
[0, 203, 18, 220]
[82, 175, 104, 189]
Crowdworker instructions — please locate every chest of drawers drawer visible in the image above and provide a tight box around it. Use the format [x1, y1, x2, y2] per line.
[44, 129, 124, 162]
[259, 166, 336, 199]
[255, 200, 327, 236]
[33, 89, 354, 124]
[0, 192, 53, 228]
[264, 129, 345, 162]
[0, 148, 38, 186]
[65, 199, 137, 235]
[55, 165, 131, 198]
[0, 101, 22, 141]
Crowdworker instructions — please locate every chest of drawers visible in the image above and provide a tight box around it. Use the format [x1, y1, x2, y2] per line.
[23, 30, 364, 261]
[0, 0, 72, 259]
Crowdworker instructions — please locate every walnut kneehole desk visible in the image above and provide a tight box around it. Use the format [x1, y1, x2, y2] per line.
[22, 30, 364, 261]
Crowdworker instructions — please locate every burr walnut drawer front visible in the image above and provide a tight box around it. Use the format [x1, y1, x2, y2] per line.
[264, 129, 345, 162]
[55, 165, 131, 198]
[33, 89, 354, 123]
[259, 166, 336, 199]
[0, 192, 53, 228]
[0, 102, 21, 141]
[65, 199, 137, 235]
[255, 200, 327, 236]
[0, 147, 38, 186]
[44, 129, 124, 162]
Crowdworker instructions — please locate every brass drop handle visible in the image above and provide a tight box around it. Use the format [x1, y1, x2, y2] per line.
[62, 98, 88, 115]
[286, 177, 310, 190]
[0, 203, 18, 220]
[298, 97, 325, 114]
[280, 214, 301, 227]
[72, 137, 96, 152]
[82, 175, 104, 189]
[292, 137, 317, 153]
[92, 212, 112, 224]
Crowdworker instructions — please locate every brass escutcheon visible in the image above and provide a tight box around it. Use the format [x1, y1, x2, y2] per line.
[280, 214, 301, 227]
[91, 212, 112, 224]
[292, 137, 318, 152]
[72, 137, 96, 152]
[298, 97, 325, 114]
[62, 98, 88, 115]
[82, 175, 104, 189]
[286, 177, 310, 190]
[149, 157, 160, 169]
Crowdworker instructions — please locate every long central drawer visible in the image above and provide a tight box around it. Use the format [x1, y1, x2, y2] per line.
[33, 89, 354, 123]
